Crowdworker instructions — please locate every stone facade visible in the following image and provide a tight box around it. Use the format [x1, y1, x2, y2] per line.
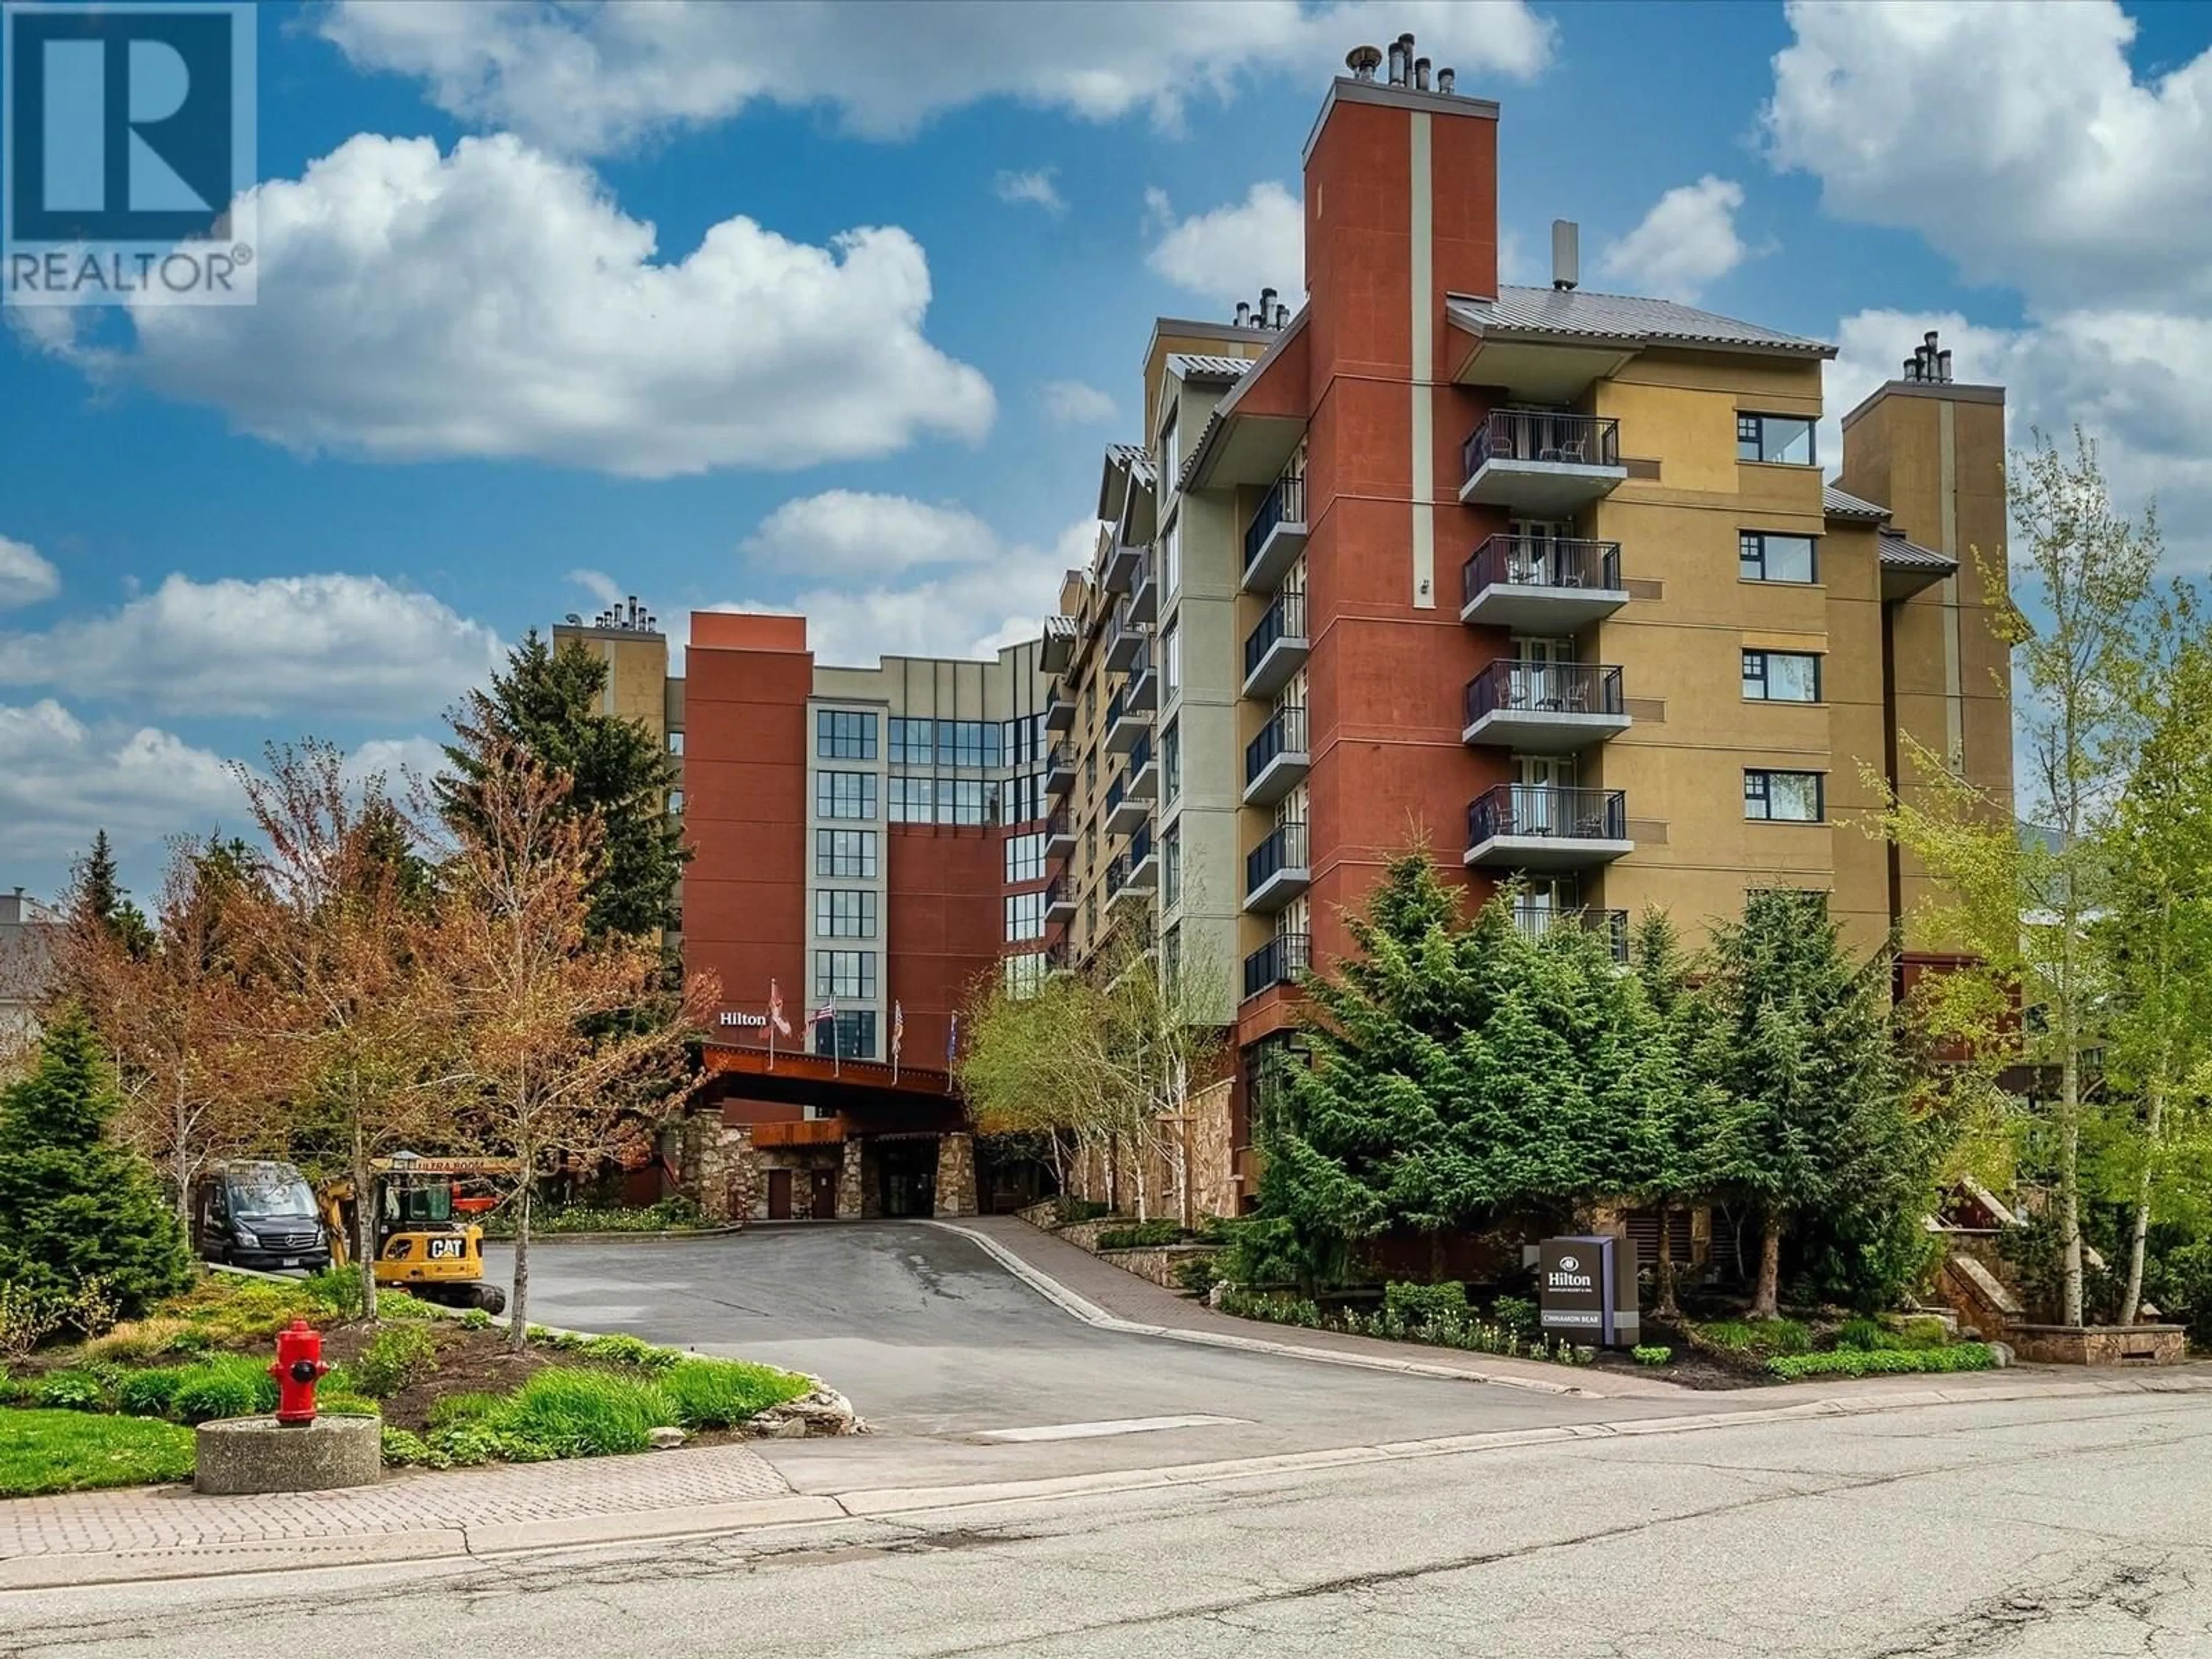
[2010, 1324, 2187, 1366]
[679, 1116, 757, 1225]
[1097, 1244, 1219, 1291]
[933, 1132, 977, 1217]
[749, 1147, 843, 1220]
[837, 1139, 865, 1219]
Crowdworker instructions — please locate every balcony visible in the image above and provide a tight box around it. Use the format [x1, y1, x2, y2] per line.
[1045, 877, 1076, 923]
[1125, 642, 1157, 712]
[1105, 685, 1151, 754]
[1124, 733, 1158, 801]
[1105, 536, 1142, 594]
[1106, 829, 1158, 912]
[1241, 464, 1308, 592]
[1243, 931, 1311, 1001]
[1044, 740, 1076, 797]
[1513, 904, 1629, 964]
[1459, 535, 1627, 630]
[1127, 547, 1158, 624]
[1464, 785, 1631, 871]
[1243, 704, 1310, 806]
[1242, 589, 1309, 700]
[1245, 821, 1311, 912]
[1461, 662, 1629, 753]
[1043, 807, 1075, 861]
[1106, 772, 1149, 836]
[1459, 411, 1625, 514]
[1044, 683, 1076, 733]
[1040, 614, 1077, 675]
[1105, 605, 1145, 673]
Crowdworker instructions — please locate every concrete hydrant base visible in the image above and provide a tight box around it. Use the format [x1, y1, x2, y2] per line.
[194, 1415, 383, 1496]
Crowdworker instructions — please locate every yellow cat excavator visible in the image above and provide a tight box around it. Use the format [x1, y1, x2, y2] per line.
[317, 1153, 516, 1313]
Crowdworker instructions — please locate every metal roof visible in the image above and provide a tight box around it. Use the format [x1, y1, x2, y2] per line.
[1879, 529, 1956, 574]
[1823, 484, 1890, 521]
[1448, 286, 1833, 357]
[1103, 442, 1156, 490]
[1165, 353, 1256, 384]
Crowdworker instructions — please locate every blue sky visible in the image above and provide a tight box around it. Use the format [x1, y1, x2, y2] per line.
[5, 0, 2210, 905]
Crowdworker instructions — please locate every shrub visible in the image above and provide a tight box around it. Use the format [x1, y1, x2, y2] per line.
[35, 1369, 109, 1411]
[579, 1333, 683, 1373]
[0, 1013, 194, 1319]
[355, 1324, 438, 1398]
[1097, 1220, 1183, 1250]
[1895, 1316, 1953, 1350]
[85, 1317, 196, 1365]
[1216, 1288, 1323, 1328]
[117, 1368, 189, 1418]
[1174, 1252, 1222, 1296]
[1632, 1344, 1674, 1367]
[172, 1354, 278, 1423]
[660, 1359, 810, 1429]
[1696, 1317, 1812, 1355]
[460, 1309, 491, 1331]
[380, 1426, 431, 1467]
[1836, 1316, 1892, 1353]
[488, 1368, 675, 1457]
[1052, 1197, 1110, 1228]
[1, 1281, 70, 1366]
[378, 1293, 439, 1322]
[1384, 1281, 1469, 1331]
[427, 1391, 505, 1430]
[1767, 1343, 1994, 1381]
[1490, 1296, 1539, 1338]
[302, 1267, 365, 1321]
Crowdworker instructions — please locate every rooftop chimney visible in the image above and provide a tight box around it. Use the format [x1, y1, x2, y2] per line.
[1235, 300, 1252, 327]
[1413, 56, 1431, 92]
[1346, 43, 1382, 81]
[1551, 219, 1580, 292]
[1436, 66, 1455, 94]
[1259, 286, 1278, 323]
[1389, 32, 1414, 86]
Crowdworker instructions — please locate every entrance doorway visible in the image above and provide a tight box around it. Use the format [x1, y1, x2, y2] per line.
[877, 1139, 938, 1218]
[766, 1168, 793, 1221]
[810, 1167, 839, 1221]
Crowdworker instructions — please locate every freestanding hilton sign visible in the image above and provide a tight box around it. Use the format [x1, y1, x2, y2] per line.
[1538, 1236, 1640, 1348]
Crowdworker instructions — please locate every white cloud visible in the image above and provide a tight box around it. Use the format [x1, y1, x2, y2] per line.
[0, 537, 60, 611]
[1597, 176, 1749, 302]
[1146, 181, 1303, 306]
[0, 700, 245, 865]
[1766, 0, 2212, 312]
[345, 734, 451, 791]
[1040, 380, 1116, 426]
[67, 133, 991, 478]
[716, 507, 1098, 668]
[0, 573, 504, 718]
[740, 491, 1001, 579]
[995, 168, 1066, 214]
[321, 0, 1553, 154]
[567, 569, 622, 608]
[1767, 4, 2212, 570]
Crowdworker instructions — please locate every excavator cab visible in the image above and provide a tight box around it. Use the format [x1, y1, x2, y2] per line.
[319, 1153, 514, 1313]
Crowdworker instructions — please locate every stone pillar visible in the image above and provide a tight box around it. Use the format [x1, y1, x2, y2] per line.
[729, 1128, 759, 1221]
[836, 1137, 865, 1219]
[682, 1115, 732, 1224]
[933, 1132, 977, 1218]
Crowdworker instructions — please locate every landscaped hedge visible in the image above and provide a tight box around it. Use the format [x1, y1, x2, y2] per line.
[1766, 1343, 1994, 1381]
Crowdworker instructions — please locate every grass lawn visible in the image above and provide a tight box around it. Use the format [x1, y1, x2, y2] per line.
[0, 1410, 196, 1497]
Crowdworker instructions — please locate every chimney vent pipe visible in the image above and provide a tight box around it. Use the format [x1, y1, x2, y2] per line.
[1550, 219, 1580, 292]
[1386, 38, 1406, 85]
[1345, 44, 1382, 81]
[1414, 56, 1431, 92]
[1235, 301, 1251, 327]
[1937, 349, 1953, 382]
[1437, 66, 1455, 94]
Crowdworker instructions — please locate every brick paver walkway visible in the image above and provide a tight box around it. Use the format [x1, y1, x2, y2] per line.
[0, 1442, 790, 1560]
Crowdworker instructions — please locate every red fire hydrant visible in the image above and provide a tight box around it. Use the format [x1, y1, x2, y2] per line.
[271, 1319, 328, 1427]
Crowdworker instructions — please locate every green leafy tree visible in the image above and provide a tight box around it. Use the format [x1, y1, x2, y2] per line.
[1629, 909, 1718, 1319]
[1699, 889, 1911, 1319]
[0, 1007, 194, 1316]
[66, 830, 153, 960]
[1259, 855, 1681, 1286]
[438, 632, 687, 941]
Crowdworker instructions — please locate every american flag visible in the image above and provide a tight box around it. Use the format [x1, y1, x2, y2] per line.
[891, 1001, 905, 1081]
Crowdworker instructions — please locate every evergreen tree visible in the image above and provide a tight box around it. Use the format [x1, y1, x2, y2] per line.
[1629, 909, 1717, 1319]
[1259, 855, 1684, 1283]
[67, 830, 153, 959]
[1699, 889, 1912, 1318]
[439, 632, 687, 942]
[0, 1007, 195, 1315]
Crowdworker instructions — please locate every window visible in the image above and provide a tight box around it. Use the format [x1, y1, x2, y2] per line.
[1162, 721, 1181, 804]
[814, 949, 876, 1001]
[1162, 924, 1181, 990]
[1004, 953, 1047, 998]
[1163, 514, 1182, 597]
[934, 720, 997, 768]
[1005, 889, 1047, 941]
[1744, 770, 1824, 823]
[667, 731, 684, 756]
[667, 789, 684, 816]
[816, 770, 876, 820]
[937, 778, 989, 825]
[1743, 650, 1821, 702]
[813, 1009, 876, 1060]
[815, 889, 878, 939]
[1163, 619, 1181, 701]
[1739, 532, 1818, 584]
[888, 776, 931, 823]
[1161, 824, 1181, 908]
[1737, 413, 1816, 465]
[816, 709, 877, 759]
[1003, 715, 1043, 767]
[1005, 832, 1046, 884]
[815, 828, 878, 878]
[1003, 772, 1044, 825]
[1160, 406, 1180, 490]
[888, 718, 934, 766]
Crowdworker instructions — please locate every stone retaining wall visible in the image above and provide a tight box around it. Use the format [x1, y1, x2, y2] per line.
[2011, 1324, 2187, 1366]
[1096, 1244, 1220, 1291]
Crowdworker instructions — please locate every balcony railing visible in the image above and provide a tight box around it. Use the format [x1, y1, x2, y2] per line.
[1245, 703, 1309, 786]
[1106, 685, 1126, 730]
[1463, 662, 1624, 725]
[1467, 784, 1627, 847]
[1127, 732, 1153, 774]
[1513, 905, 1629, 963]
[1105, 775, 1126, 817]
[1242, 464, 1308, 577]
[1461, 536, 1621, 607]
[1243, 589, 1308, 682]
[1245, 821, 1309, 894]
[1044, 806, 1071, 844]
[1461, 410, 1620, 481]
[1243, 931, 1312, 999]
[1128, 823, 1154, 868]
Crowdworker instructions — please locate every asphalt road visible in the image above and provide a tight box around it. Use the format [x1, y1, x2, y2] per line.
[478, 1223, 1679, 1487]
[12, 1390, 2210, 1657]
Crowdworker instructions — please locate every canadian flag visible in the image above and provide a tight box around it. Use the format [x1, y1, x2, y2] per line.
[768, 979, 792, 1037]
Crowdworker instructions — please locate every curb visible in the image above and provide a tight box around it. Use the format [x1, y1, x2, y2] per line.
[927, 1220, 1593, 1397]
[476, 1226, 749, 1247]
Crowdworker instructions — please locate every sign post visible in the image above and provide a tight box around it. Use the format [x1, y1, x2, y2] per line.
[1537, 1235, 1639, 1349]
